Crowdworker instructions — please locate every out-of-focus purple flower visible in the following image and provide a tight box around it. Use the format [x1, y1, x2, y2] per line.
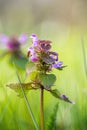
[0, 34, 9, 48]
[49, 52, 58, 61]
[52, 61, 63, 68]
[30, 34, 38, 46]
[7, 37, 20, 51]
[38, 40, 52, 52]
[18, 34, 28, 44]
[0, 34, 28, 51]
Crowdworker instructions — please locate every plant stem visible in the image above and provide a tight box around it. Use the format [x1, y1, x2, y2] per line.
[40, 87, 44, 130]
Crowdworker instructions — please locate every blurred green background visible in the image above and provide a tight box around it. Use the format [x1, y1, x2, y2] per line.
[0, 0, 87, 130]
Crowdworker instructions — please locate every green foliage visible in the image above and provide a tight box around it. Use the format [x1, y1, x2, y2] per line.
[50, 89, 73, 104]
[47, 103, 58, 130]
[38, 73, 56, 88]
[6, 83, 33, 97]
[0, 103, 9, 123]
[10, 56, 28, 70]
[81, 38, 87, 77]
[50, 89, 61, 99]
[0, 51, 9, 59]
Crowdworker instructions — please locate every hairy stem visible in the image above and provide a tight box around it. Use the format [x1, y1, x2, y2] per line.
[40, 87, 44, 130]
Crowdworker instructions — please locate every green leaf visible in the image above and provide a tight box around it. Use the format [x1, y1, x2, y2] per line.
[50, 89, 74, 104]
[50, 89, 61, 99]
[6, 83, 33, 97]
[10, 56, 28, 70]
[38, 73, 56, 88]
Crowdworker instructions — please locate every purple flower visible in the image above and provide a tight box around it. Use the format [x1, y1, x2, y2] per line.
[0, 34, 9, 48]
[7, 37, 20, 51]
[30, 34, 52, 52]
[38, 40, 52, 52]
[38, 40, 51, 52]
[52, 61, 63, 68]
[49, 52, 58, 61]
[28, 34, 65, 70]
[0, 34, 28, 51]
[28, 47, 35, 54]
[18, 34, 28, 44]
[30, 54, 38, 62]
[30, 34, 38, 46]
[27, 47, 38, 62]
[61, 94, 68, 100]
[61, 94, 75, 104]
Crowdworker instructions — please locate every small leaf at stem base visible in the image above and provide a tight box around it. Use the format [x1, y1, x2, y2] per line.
[6, 83, 37, 97]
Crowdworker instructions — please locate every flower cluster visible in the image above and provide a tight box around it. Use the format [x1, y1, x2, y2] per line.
[27, 34, 64, 73]
[0, 34, 27, 53]
[0, 34, 28, 69]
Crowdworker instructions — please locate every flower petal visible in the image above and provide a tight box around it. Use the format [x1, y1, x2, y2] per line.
[38, 40, 52, 51]
[0, 34, 9, 48]
[30, 55, 38, 62]
[61, 94, 75, 104]
[53, 61, 63, 68]
[18, 34, 28, 44]
[28, 46, 38, 62]
[57, 61, 63, 68]
[49, 52, 58, 61]
[30, 34, 38, 46]
[28, 46, 35, 55]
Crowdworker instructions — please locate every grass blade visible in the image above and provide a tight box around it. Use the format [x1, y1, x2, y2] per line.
[0, 103, 9, 123]
[81, 38, 87, 77]
[47, 103, 58, 130]
[14, 64, 39, 130]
